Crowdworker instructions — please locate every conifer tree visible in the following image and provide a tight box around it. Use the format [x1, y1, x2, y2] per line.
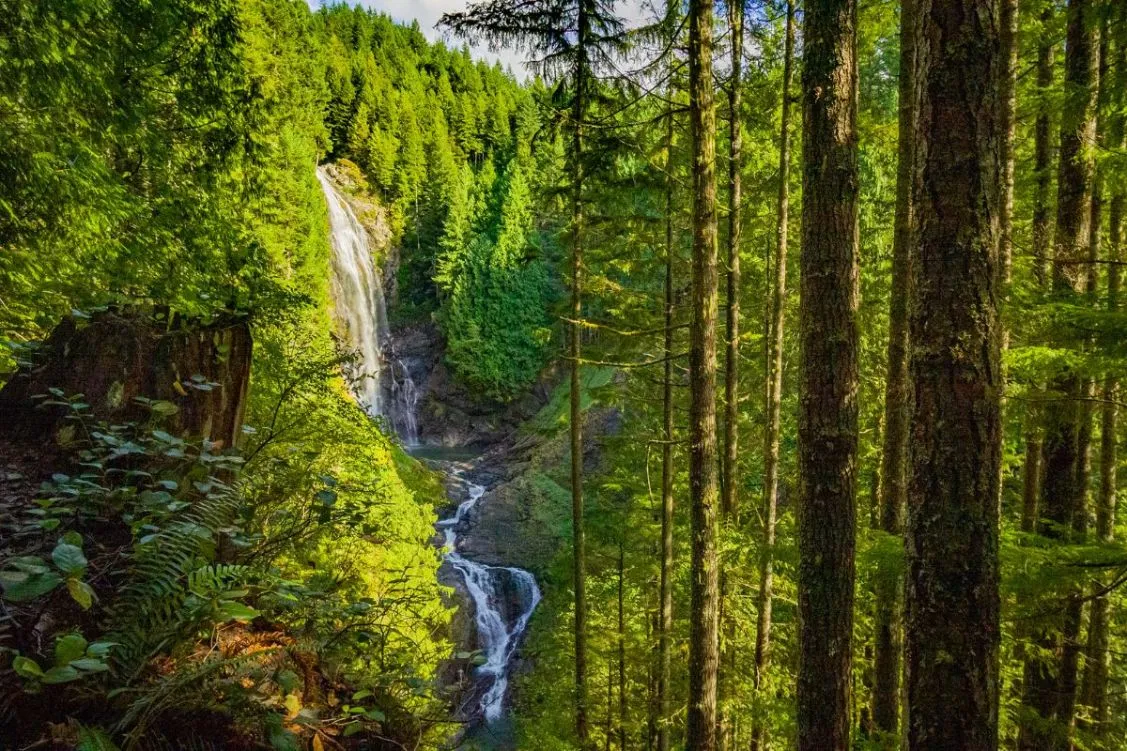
[440, 3, 625, 744]
[796, 0, 860, 746]
[685, 0, 720, 747]
[903, 0, 1002, 747]
[717, 2, 743, 746]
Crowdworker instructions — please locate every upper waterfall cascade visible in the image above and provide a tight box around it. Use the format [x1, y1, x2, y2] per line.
[318, 167, 419, 445]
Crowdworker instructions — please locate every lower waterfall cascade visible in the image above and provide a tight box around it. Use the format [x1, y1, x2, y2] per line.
[437, 472, 542, 723]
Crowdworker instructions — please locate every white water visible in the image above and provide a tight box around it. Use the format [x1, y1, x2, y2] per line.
[319, 167, 419, 444]
[320, 164, 539, 725]
[391, 358, 420, 446]
[437, 474, 541, 723]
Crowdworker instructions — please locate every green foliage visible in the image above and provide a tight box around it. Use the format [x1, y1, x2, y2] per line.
[5, 0, 1124, 747]
[438, 163, 555, 398]
[10, 633, 114, 687]
[314, 5, 556, 398]
[529, 366, 617, 434]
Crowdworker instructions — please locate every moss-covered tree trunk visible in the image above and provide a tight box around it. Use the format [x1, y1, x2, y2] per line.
[1018, 0, 1099, 747]
[0, 310, 252, 450]
[686, 0, 720, 747]
[751, 1, 793, 747]
[717, 1, 742, 745]
[903, 0, 1002, 748]
[721, 0, 742, 527]
[796, 0, 859, 745]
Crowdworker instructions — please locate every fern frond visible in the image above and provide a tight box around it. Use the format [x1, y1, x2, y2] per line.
[115, 648, 276, 750]
[107, 487, 247, 678]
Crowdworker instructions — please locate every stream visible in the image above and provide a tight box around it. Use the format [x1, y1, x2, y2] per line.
[436, 470, 542, 724]
[319, 166, 541, 736]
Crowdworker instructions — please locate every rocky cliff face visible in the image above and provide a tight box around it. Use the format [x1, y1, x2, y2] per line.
[392, 319, 560, 449]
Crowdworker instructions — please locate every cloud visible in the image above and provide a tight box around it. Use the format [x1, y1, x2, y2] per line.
[307, 0, 530, 75]
[308, 0, 651, 79]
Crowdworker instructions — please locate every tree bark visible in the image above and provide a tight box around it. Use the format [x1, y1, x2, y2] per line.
[686, 0, 720, 747]
[1019, 0, 1099, 747]
[618, 536, 627, 751]
[721, 0, 742, 527]
[657, 106, 676, 751]
[751, 3, 793, 749]
[904, 2, 1003, 749]
[797, 0, 859, 746]
[872, 0, 914, 738]
[1079, 20, 1122, 742]
[999, 0, 1018, 285]
[993, 0, 1019, 526]
[718, 3, 742, 745]
[1032, 6, 1055, 288]
[1021, 436, 1043, 533]
[571, 6, 590, 742]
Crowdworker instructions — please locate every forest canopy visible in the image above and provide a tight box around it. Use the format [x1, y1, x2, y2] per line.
[1, 0, 1127, 750]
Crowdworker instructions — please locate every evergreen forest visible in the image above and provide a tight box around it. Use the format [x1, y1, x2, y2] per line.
[0, 0, 1125, 750]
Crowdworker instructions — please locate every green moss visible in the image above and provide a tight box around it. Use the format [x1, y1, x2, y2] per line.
[391, 443, 447, 508]
[528, 365, 617, 435]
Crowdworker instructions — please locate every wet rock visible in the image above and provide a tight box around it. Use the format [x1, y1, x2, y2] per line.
[386, 319, 560, 450]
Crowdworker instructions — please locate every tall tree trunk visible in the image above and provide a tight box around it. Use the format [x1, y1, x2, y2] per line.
[1020, 4, 1056, 535]
[1032, 6, 1056, 288]
[797, 0, 859, 746]
[751, 3, 793, 749]
[718, 3, 742, 745]
[657, 106, 676, 751]
[686, 0, 720, 747]
[904, 2, 1003, 749]
[994, 0, 1019, 523]
[647, 608, 657, 751]
[571, 8, 590, 742]
[1019, 0, 1100, 747]
[1059, 30, 1106, 731]
[1079, 19, 1121, 741]
[871, 0, 915, 738]
[999, 0, 1018, 285]
[1021, 438, 1042, 533]
[618, 536, 627, 751]
[721, 0, 742, 526]
[605, 662, 614, 751]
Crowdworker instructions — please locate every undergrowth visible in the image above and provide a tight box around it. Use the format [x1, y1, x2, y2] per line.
[0, 375, 451, 750]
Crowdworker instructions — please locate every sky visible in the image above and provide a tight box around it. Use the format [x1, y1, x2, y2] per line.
[307, 0, 650, 79]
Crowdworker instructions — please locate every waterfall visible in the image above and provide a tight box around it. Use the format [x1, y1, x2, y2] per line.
[437, 474, 542, 723]
[318, 167, 419, 444]
[391, 357, 420, 446]
[320, 164, 539, 728]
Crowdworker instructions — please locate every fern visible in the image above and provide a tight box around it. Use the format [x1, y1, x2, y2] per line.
[107, 487, 249, 680]
[114, 649, 275, 750]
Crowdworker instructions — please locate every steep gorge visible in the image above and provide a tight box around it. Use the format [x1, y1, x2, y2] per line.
[319, 167, 545, 743]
